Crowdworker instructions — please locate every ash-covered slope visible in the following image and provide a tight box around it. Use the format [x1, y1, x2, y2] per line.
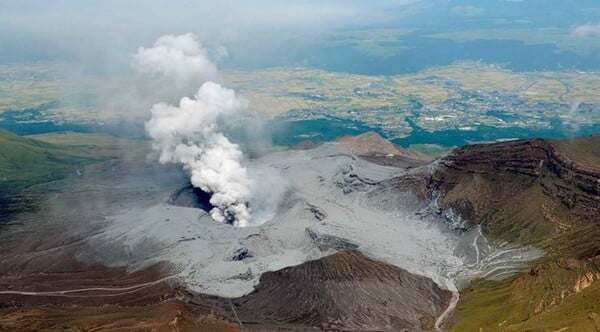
[202, 250, 450, 331]
[79, 136, 541, 301]
[1, 132, 571, 331]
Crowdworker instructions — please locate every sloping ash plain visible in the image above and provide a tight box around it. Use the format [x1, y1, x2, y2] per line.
[77, 135, 542, 298]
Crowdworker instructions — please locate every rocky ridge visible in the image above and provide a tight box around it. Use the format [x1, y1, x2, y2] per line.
[435, 137, 599, 224]
[199, 250, 451, 331]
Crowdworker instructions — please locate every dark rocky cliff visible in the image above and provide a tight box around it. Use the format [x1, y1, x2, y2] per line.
[435, 137, 599, 223]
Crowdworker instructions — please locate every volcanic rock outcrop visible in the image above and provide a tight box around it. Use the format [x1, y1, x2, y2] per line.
[201, 250, 451, 331]
[337, 132, 431, 168]
[428, 135, 600, 247]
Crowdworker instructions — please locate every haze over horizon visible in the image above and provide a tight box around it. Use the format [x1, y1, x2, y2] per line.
[1, 0, 598, 74]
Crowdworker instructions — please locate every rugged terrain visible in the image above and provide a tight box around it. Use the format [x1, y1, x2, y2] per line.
[425, 135, 600, 331]
[0, 132, 458, 331]
[199, 250, 450, 331]
[432, 136, 599, 240]
[0, 132, 598, 331]
[0, 154, 235, 330]
[337, 132, 432, 168]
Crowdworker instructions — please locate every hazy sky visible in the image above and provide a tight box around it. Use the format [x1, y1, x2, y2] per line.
[0, 1, 597, 69]
[0, 1, 416, 52]
[0, 1, 401, 68]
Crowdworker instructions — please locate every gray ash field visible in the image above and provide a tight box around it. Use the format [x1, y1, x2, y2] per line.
[73, 134, 541, 301]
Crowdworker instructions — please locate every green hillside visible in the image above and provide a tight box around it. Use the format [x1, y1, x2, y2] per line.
[0, 130, 104, 195]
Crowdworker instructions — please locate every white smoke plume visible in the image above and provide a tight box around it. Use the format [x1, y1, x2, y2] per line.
[132, 33, 217, 84]
[133, 34, 254, 227]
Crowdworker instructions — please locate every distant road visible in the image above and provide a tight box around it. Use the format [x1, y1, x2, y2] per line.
[0, 275, 177, 298]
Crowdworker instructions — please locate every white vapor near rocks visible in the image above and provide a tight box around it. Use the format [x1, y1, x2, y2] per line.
[133, 33, 255, 227]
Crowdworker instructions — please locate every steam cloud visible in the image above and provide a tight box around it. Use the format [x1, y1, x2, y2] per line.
[133, 33, 253, 227]
[132, 33, 217, 84]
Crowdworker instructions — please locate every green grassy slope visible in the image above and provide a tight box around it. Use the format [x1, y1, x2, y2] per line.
[453, 221, 600, 331]
[0, 130, 119, 195]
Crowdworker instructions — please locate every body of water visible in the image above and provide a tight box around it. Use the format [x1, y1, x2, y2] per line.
[1, 107, 598, 149]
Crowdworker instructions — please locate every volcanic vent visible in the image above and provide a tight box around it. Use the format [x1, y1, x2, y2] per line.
[168, 184, 213, 212]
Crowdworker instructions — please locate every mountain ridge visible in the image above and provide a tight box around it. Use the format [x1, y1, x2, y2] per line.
[421, 135, 600, 331]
